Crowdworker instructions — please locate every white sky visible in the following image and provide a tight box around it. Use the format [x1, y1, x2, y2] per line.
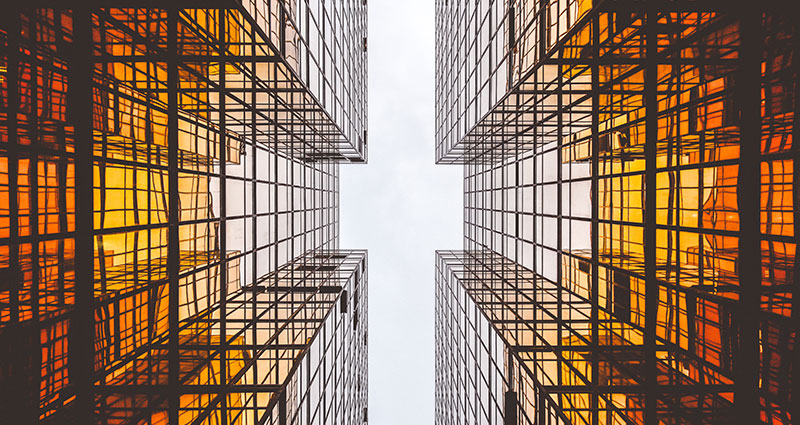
[340, 2, 462, 423]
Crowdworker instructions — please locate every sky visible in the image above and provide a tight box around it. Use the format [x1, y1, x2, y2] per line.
[340, 2, 463, 423]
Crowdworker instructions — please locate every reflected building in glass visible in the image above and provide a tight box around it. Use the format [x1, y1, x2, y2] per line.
[435, 1, 796, 424]
[0, 2, 367, 424]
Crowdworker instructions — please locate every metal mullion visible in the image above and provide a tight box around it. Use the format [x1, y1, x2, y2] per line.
[166, 8, 180, 424]
[733, 8, 763, 425]
[1, 8, 29, 416]
[589, 11, 601, 425]
[556, 27, 566, 399]
[3, 6, 20, 323]
[247, 19, 260, 421]
[216, 9, 231, 424]
[58, 6, 95, 422]
[792, 15, 800, 424]
[640, 7, 660, 425]
[27, 19, 44, 396]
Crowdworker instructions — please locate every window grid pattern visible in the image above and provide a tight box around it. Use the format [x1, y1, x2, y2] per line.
[436, 2, 796, 425]
[242, 0, 368, 160]
[1, 4, 367, 424]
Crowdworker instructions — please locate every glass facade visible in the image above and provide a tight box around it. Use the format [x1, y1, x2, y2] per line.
[436, 1, 796, 424]
[0, 2, 367, 424]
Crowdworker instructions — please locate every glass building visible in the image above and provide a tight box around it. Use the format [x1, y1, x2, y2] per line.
[0, 2, 367, 424]
[436, 1, 796, 424]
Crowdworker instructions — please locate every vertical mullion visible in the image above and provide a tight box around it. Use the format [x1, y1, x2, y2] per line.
[167, 7, 180, 425]
[72, 7, 95, 423]
[250, 19, 259, 422]
[2, 7, 35, 419]
[28, 13, 42, 420]
[272, 60, 279, 280]
[3, 5, 20, 347]
[734, 8, 763, 425]
[791, 16, 800, 425]
[589, 10, 600, 425]
[555, 9, 564, 397]
[218, 8, 229, 424]
[643, 7, 658, 425]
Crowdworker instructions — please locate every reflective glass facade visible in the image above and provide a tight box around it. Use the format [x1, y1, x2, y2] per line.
[0, 2, 367, 424]
[436, 1, 796, 424]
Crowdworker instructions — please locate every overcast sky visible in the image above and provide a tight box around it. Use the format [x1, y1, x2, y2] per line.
[340, 2, 462, 423]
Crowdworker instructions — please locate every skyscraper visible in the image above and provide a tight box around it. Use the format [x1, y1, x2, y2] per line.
[0, 2, 367, 424]
[435, 1, 796, 424]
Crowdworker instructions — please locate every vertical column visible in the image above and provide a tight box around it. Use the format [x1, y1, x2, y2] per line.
[273, 46, 279, 280]
[589, 11, 600, 425]
[167, 7, 180, 425]
[555, 0, 564, 399]
[792, 14, 800, 424]
[72, 6, 95, 422]
[217, 8, 229, 423]
[734, 8, 762, 425]
[643, 6, 658, 425]
[1, 7, 27, 419]
[249, 16, 260, 419]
